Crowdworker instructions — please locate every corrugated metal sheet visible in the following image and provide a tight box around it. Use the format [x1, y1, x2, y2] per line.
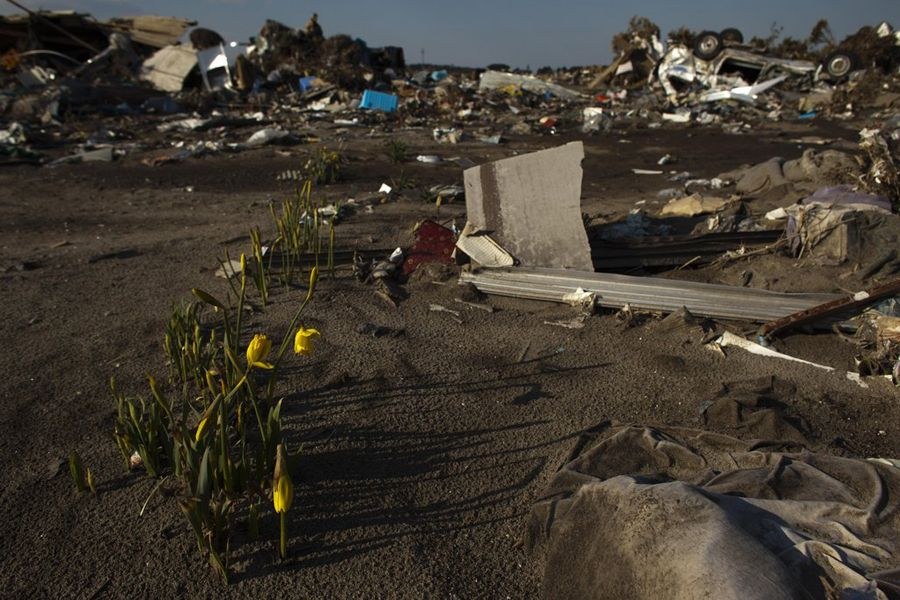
[460, 267, 839, 322]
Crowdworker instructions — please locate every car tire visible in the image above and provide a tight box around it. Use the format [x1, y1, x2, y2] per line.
[823, 51, 860, 79]
[693, 31, 724, 60]
[720, 28, 744, 44]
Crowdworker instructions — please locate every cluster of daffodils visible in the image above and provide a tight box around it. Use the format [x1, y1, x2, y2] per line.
[110, 264, 323, 582]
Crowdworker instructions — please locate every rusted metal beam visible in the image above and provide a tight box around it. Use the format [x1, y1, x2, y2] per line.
[758, 277, 900, 340]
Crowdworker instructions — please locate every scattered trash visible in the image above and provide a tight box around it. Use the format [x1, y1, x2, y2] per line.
[49, 146, 114, 165]
[246, 128, 291, 146]
[659, 193, 733, 217]
[402, 220, 455, 276]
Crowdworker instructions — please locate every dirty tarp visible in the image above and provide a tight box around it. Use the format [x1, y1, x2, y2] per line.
[526, 382, 900, 599]
[719, 149, 862, 197]
[784, 187, 895, 262]
[462, 141, 593, 270]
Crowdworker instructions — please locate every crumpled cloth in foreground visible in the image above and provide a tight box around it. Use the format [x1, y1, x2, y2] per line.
[526, 423, 900, 600]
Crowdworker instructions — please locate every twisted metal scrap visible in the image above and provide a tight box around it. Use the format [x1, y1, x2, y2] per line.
[859, 128, 899, 207]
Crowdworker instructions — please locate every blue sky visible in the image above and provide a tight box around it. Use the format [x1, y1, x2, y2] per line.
[4, 0, 899, 67]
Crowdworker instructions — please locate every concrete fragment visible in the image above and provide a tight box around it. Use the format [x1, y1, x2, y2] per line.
[463, 142, 592, 270]
[140, 45, 197, 92]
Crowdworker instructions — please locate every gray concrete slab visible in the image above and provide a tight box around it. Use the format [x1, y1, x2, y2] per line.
[463, 141, 593, 270]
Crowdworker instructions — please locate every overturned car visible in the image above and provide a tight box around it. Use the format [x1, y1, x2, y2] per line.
[655, 27, 864, 101]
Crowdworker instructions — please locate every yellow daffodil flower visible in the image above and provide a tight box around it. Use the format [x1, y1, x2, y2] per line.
[293, 326, 320, 356]
[246, 334, 274, 369]
[273, 444, 293, 514]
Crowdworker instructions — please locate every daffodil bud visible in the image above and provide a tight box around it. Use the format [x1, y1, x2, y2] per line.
[306, 266, 318, 302]
[191, 288, 225, 311]
[205, 369, 218, 394]
[272, 444, 293, 513]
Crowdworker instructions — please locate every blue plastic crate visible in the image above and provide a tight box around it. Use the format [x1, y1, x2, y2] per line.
[298, 76, 317, 93]
[360, 90, 398, 113]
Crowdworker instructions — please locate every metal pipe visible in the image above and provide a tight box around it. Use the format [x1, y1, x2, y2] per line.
[17, 49, 82, 64]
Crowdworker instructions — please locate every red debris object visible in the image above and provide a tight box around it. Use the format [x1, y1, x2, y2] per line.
[539, 116, 558, 128]
[402, 220, 455, 275]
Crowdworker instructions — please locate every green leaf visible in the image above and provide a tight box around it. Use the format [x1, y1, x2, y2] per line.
[68, 451, 85, 492]
[196, 447, 212, 501]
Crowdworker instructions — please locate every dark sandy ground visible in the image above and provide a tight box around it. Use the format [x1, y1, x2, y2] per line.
[1, 123, 898, 598]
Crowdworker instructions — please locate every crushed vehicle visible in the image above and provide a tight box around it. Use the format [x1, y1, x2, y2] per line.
[591, 20, 897, 104]
[655, 27, 866, 101]
[657, 40, 817, 100]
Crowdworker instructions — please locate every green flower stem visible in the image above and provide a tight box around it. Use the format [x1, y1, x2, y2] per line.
[279, 511, 288, 559]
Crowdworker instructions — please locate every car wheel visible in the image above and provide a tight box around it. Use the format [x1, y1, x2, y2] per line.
[720, 28, 744, 44]
[693, 31, 724, 60]
[823, 51, 859, 79]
